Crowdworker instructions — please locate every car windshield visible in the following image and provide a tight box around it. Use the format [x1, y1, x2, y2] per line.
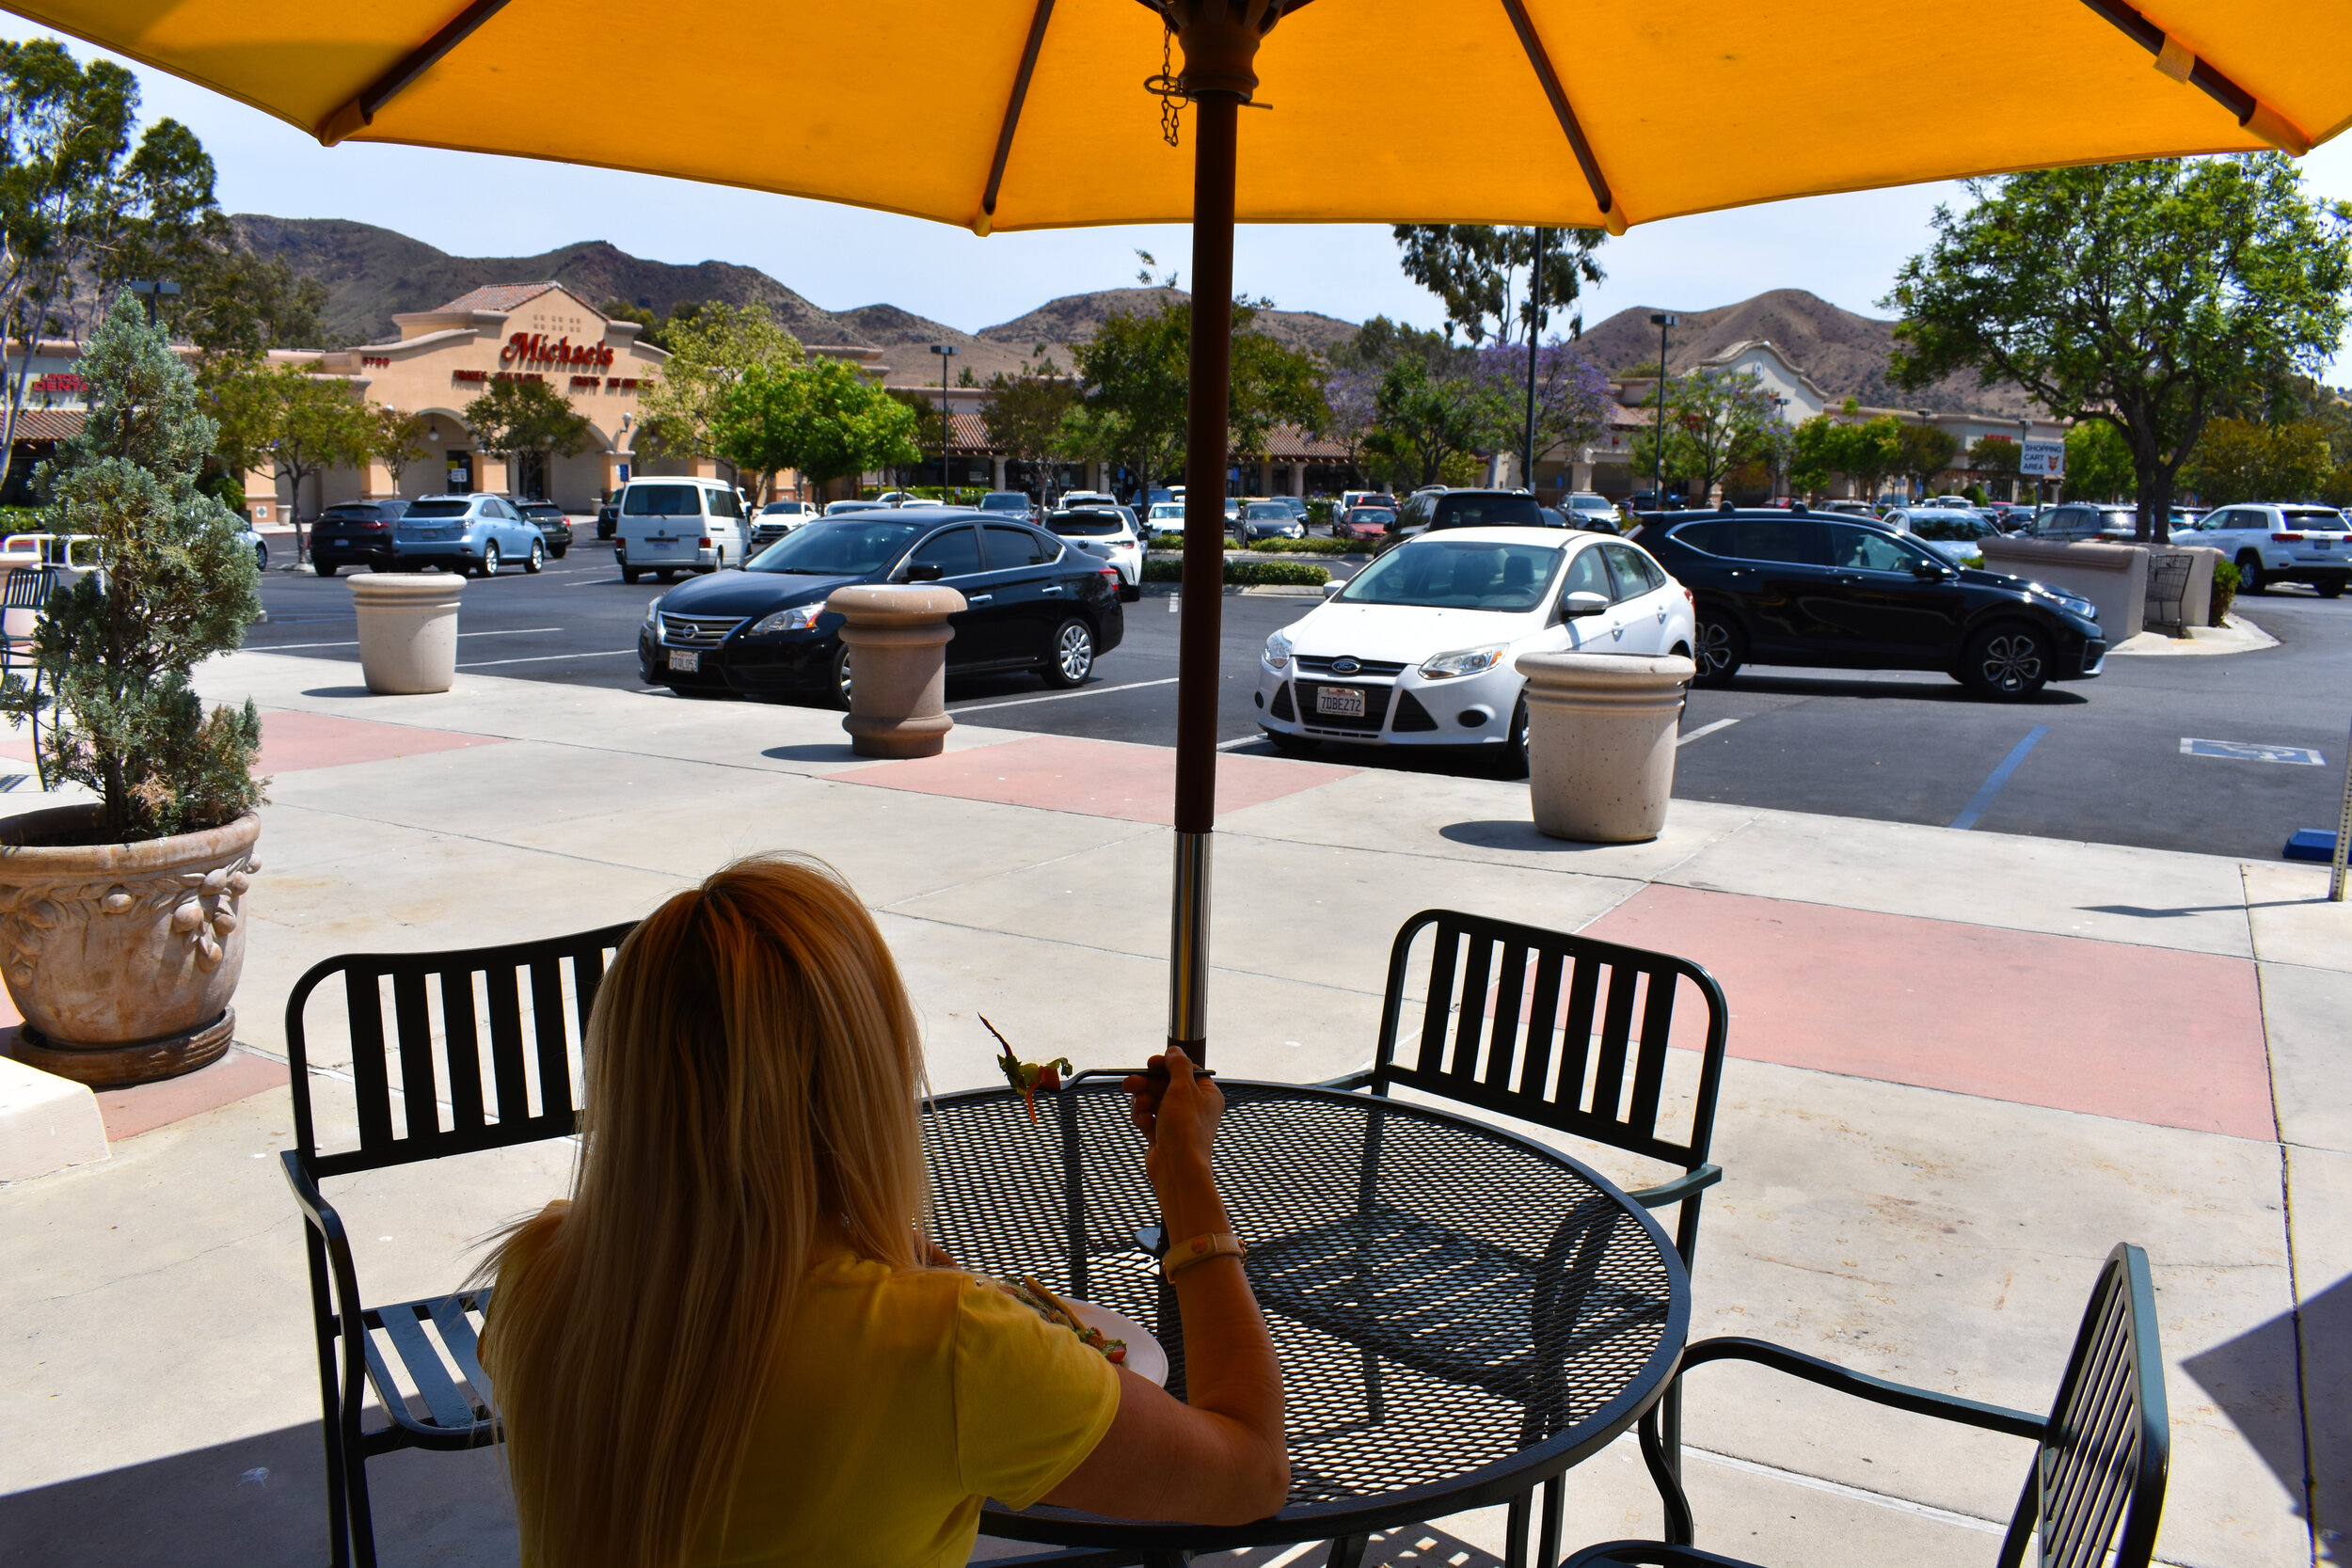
[749, 516, 926, 575]
[2281, 507, 2348, 528]
[761, 501, 803, 515]
[322, 506, 380, 521]
[1432, 493, 1545, 529]
[979, 494, 1027, 511]
[1338, 538, 1562, 610]
[1245, 503, 1290, 519]
[1348, 509, 1395, 523]
[1049, 513, 1124, 536]
[624, 484, 702, 515]
[405, 499, 471, 518]
[1149, 504, 1184, 518]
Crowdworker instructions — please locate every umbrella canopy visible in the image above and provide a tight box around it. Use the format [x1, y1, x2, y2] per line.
[5, 0, 2343, 231]
[12, 0, 2348, 1063]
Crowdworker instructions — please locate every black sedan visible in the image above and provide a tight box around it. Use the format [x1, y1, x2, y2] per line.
[637, 511, 1126, 706]
[518, 500, 573, 558]
[310, 498, 411, 576]
[1633, 505, 2106, 699]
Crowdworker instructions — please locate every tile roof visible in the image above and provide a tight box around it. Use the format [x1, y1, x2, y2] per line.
[431, 282, 565, 315]
[9, 407, 83, 443]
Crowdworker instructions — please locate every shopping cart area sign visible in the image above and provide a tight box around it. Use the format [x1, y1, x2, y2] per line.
[2020, 439, 2065, 478]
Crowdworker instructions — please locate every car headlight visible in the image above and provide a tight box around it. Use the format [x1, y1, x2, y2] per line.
[1263, 629, 1293, 671]
[643, 598, 661, 630]
[751, 603, 826, 636]
[1420, 644, 1508, 679]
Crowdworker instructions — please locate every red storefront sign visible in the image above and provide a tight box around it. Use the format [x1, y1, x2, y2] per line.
[31, 372, 84, 394]
[501, 332, 615, 371]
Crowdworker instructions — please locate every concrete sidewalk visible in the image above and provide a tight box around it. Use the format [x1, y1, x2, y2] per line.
[2, 648, 2344, 1568]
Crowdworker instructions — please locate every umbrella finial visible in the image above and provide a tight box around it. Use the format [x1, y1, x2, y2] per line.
[1161, 0, 1287, 103]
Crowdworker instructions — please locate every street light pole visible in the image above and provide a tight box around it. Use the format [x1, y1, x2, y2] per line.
[929, 343, 958, 498]
[1647, 313, 1677, 508]
[1523, 228, 1545, 495]
[125, 278, 180, 327]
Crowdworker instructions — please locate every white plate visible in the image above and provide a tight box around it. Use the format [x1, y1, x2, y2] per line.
[669, 649, 699, 673]
[1064, 1298, 1168, 1386]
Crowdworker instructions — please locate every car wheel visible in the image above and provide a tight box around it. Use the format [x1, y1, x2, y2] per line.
[2322, 578, 2348, 600]
[479, 542, 501, 578]
[1120, 583, 1141, 603]
[2237, 552, 2266, 594]
[621, 566, 641, 584]
[1692, 610, 1745, 687]
[1041, 617, 1096, 688]
[525, 538, 545, 574]
[552, 546, 568, 560]
[1496, 696, 1532, 781]
[657, 569, 675, 584]
[313, 560, 339, 578]
[828, 643, 853, 711]
[1962, 621, 2051, 700]
[255, 543, 269, 571]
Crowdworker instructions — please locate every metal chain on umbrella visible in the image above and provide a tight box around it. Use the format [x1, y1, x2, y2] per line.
[1146, 17, 1183, 147]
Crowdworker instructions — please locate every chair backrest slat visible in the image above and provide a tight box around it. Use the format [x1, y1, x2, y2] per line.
[1372, 910, 1728, 1171]
[2010, 1243, 2169, 1568]
[284, 921, 637, 1177]
[439, 970, 486, 1136]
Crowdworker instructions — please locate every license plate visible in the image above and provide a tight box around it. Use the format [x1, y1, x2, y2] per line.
[670, 649, 699, 673]
[1315, 685, 1366, 717]
[2317, 538, 2335, 550]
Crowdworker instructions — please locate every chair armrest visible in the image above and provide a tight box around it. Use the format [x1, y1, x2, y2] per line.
[1563, 1542, 1765, 1568]
[1316, 1065, 1376, 1091]
[1677, 1337, 2045, 1440]
[1628, 1164, 1721, 1209]
[280, 1150, 367, 1328]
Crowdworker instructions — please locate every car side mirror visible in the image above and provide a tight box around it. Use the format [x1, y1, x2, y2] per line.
[905, 562, 946, 582]
[1320, 579, 1344, 599]
[1911, 558, 1948, 577]
[1560, 590, 1611, 617]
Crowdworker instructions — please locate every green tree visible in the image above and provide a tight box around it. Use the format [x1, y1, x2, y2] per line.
[1362, 356, 1511, 489]
[1392, 226, 1608, 344]
[2061, 420, 2135, 501]
[1895, 422, 1961, 496]
[981, 352, 1079, 500]
[1888, 155, 2352, 542]
[1629, 369, 1779, 502]
[368, 406, 434, 496]
[1839, 416, 1907, 504]
[635, 302, 802, 480]
[709, 355, 920, 497]
[463, 376, 590, 499]
[1968, 435, 2022, 499]
[2179, 418, 2333, 505]
[0, 296, 259, 841]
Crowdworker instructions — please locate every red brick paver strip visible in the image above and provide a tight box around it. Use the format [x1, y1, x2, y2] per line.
[838, 734, 1356, 825]
[1584, 883, 2273, 1139]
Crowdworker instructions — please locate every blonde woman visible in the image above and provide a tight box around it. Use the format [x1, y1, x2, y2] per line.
[480, 856, 1286, 1568]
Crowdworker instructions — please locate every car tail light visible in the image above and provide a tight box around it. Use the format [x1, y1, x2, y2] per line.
[1099, 566, 1120, 585]
[2273, 532, 2305, 543]
[1682, 585, 1693, 607]
[699, 535, 713, 547]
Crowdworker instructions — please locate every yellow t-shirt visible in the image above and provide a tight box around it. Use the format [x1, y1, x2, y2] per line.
[498, 1241, 1122, 1568]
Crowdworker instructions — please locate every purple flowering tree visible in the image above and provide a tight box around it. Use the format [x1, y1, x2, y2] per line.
[1476, 338, 1612, 483]
[1319, 364, 1380, 485]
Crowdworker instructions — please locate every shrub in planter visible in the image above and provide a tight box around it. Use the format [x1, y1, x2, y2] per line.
[2211, 559, 2239, 624]
[0, 295, 264, 1086]
[1226, 559, 1329, 587]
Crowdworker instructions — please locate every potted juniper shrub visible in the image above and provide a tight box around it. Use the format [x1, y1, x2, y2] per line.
[0, 295, 263, 1087]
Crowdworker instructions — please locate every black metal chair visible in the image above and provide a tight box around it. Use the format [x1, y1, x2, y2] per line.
[1321, 909, 1730, 1568]
[1562, 1243, 2169, 1568]
[280, 921, 635, 1568]
[0, 562, 55, 783]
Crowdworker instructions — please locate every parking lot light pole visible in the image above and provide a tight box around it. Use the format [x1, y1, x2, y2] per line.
[1647, 314, 1677, 507]
[930, 344, 957, 498]
[125, 277, 180, 326]
[1523, 229, 1545, 495]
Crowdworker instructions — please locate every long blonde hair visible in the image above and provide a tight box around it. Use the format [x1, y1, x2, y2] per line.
[480, 854, 931, 1568]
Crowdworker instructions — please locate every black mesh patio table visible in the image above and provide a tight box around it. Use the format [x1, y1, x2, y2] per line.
[924, 1078, 1690, 1560]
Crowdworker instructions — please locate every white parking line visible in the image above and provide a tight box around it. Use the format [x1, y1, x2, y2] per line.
[1677, 718, 1740, 746]
[457, 650, 638, 669]
[257, 626, 564, 651]
[952, 677, 1182, 713]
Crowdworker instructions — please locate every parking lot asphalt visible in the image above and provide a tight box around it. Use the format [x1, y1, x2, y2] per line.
[245, 555, 2352, 863]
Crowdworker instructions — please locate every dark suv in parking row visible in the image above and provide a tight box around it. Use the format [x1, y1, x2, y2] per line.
[1632, 506, 2107, 699]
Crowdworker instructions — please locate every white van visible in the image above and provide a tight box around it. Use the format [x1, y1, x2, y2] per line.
[613, 478, 747, 583]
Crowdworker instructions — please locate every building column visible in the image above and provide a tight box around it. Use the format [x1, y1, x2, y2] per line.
[993, 455, 1007, 490]
[475, 454, 509, 495]
[1289, 464, 1305, 498]
[1571, 457, 1593, 492]
[364, 459, 398, 499]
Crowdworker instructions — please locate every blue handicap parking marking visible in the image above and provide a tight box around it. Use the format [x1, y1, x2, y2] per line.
[2180, 737, 2326, 766]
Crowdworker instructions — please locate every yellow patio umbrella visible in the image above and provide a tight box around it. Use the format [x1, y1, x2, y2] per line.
[10, 0, 2346, 1062]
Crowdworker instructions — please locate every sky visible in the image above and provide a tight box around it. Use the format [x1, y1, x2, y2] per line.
[14, 20, 2352, 377]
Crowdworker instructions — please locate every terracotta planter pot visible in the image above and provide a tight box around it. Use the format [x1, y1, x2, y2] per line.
[0, 807, 260, 1087]
[351, 572, 463, 693]
[1518, 652, 1693, 844]
[827, 584, 967, 758]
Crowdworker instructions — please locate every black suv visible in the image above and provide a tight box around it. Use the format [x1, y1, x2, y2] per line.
[638, 510, 1125, 707]
[516, 499, 573, 558]
[1633, 505, 2106, 699]
[1391, 488, 1550, 539]
[310, 499, 412, 576]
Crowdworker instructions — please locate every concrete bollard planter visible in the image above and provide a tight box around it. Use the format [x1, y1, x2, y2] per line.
[1518, 652, 1695, 844]
[827, 584, 967, 758]
[1976, 537, 2147, 641]
[351, 572, 463, 693]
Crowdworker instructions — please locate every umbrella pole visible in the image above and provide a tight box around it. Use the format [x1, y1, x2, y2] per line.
[1168, 91, 1239, 1068]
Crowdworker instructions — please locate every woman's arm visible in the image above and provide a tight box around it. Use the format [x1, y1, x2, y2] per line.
[1040, 1049, 1288, 1526]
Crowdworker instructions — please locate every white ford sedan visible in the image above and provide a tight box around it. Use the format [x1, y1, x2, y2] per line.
[1255, 526, 1694, 772]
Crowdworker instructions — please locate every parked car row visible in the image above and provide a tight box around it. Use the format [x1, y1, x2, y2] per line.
[310, 494, 573, 578]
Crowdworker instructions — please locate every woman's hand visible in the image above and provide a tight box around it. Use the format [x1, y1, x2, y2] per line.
[1121, 1047, 1231, 1260]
